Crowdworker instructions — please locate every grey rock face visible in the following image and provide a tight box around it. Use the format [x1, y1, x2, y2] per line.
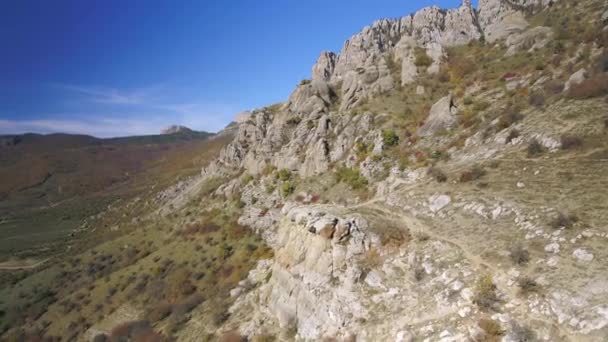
[564, 68, 588, 92]
[312, 51, 337, 82]
[309, 1, 482, 110]
[477, 0, 557, 42]
[418, 94, 459, 136]
[505, 26, 554, 56]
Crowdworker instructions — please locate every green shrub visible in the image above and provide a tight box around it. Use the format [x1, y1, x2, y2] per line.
[299, 79, 311, 86]
[472, 100, 491, 112]
[281, 182, 295, 196]
[478, 318, 504, 339]
[473, 274, 498, 310]
[527, 139, 545, 158]
[243, 174, 254, 184]
[286, 117, 302, 125]
[463, 96, 474, 105]
[335, 167, 368, 190]
[277, 169, 292, 181]
[382, 130, 399, 147]
[355, 142, 374, 161]
[414, 48, 433, 68]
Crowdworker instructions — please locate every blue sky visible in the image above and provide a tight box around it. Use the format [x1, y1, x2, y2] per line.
[0, 0, 473, 137]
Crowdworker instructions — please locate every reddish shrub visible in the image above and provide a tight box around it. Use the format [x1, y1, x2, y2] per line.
[459, 166, 486, 183]
[258, 208, 269, 217]
[502, 72, 519, 81]
[220, 265, 234, 278]
[110, 321, 159, 341]
[567, 74, 608, 99]
[560, 135, 583, 149]
[220, 332, 246, 342]
[181, 222, 220, 237]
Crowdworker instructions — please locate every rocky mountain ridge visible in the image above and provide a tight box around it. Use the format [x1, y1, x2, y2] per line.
[147, 0, 608, 340]
[4, 0, 608, 340]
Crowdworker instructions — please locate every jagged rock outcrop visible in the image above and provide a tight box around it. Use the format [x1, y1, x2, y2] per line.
[306, 0, 559, 111]
[311, 0, 482, 110]
[202, 98, 377, 179]
[477, 0, 559, 42]
[505, 25, 554, 55]
[311, 52, 337, 82]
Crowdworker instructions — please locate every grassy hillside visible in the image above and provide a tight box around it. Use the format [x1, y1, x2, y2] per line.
[0, 130, 219, 261]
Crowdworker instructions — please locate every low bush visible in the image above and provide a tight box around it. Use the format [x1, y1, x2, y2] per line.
[382, 129, 399, 147]
[414, 266, 426, 282]
[528, 91, 546, 107]
[146, 303, 172, 322]
[220, 332, 248, 342]
[510, 323, 536, 342]
[560, 135, 583, 149]
[281, 182, 295, 196]
[478, 318, 504, 340]
[427, 166, 447, 183]
[498, 110, 524, 130]
[277, 168, 292, 181]
[509, 243, 530, 265]
[335, 167, 368, 189]
[518, 276, 540, 296]
[459, 166, 486, 183]
[414, 48, 433, 67]
[110, 321, 162, 341]
[473, 274, 498, 310]
[286, 117, 302, 125]
[550, 212, 578, 229]
[505, 129, 520, 144]
[527, 139, 545, 158]
[567, 74, 608, 99]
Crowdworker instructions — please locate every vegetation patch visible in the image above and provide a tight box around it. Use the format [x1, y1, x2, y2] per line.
[473, 274, 499, 310]
[459, 166, 486, 183]
[527, 139, 545, 158]
[427, 166, 447, 183]
[335, 167, 368, 190]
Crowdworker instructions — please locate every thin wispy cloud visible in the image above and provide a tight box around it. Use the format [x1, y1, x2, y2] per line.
[6, 83, 241, 137]
[51, 83, 165, 105]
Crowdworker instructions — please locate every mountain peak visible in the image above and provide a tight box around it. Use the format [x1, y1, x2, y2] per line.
[161, 125, 194, 135]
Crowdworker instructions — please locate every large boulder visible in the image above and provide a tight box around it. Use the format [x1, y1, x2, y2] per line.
[418, 94, 459, 136]
[564, 68, 587, 92]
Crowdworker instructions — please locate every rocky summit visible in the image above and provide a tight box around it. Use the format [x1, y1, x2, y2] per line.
[3, 0, 608, 341]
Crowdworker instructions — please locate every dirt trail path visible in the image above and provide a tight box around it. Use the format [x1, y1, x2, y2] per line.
[355, 198, 571, 338]
[0, 258, 49, 270]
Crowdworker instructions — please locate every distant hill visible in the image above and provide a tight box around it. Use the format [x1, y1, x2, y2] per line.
[161, 125, 195, 135]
